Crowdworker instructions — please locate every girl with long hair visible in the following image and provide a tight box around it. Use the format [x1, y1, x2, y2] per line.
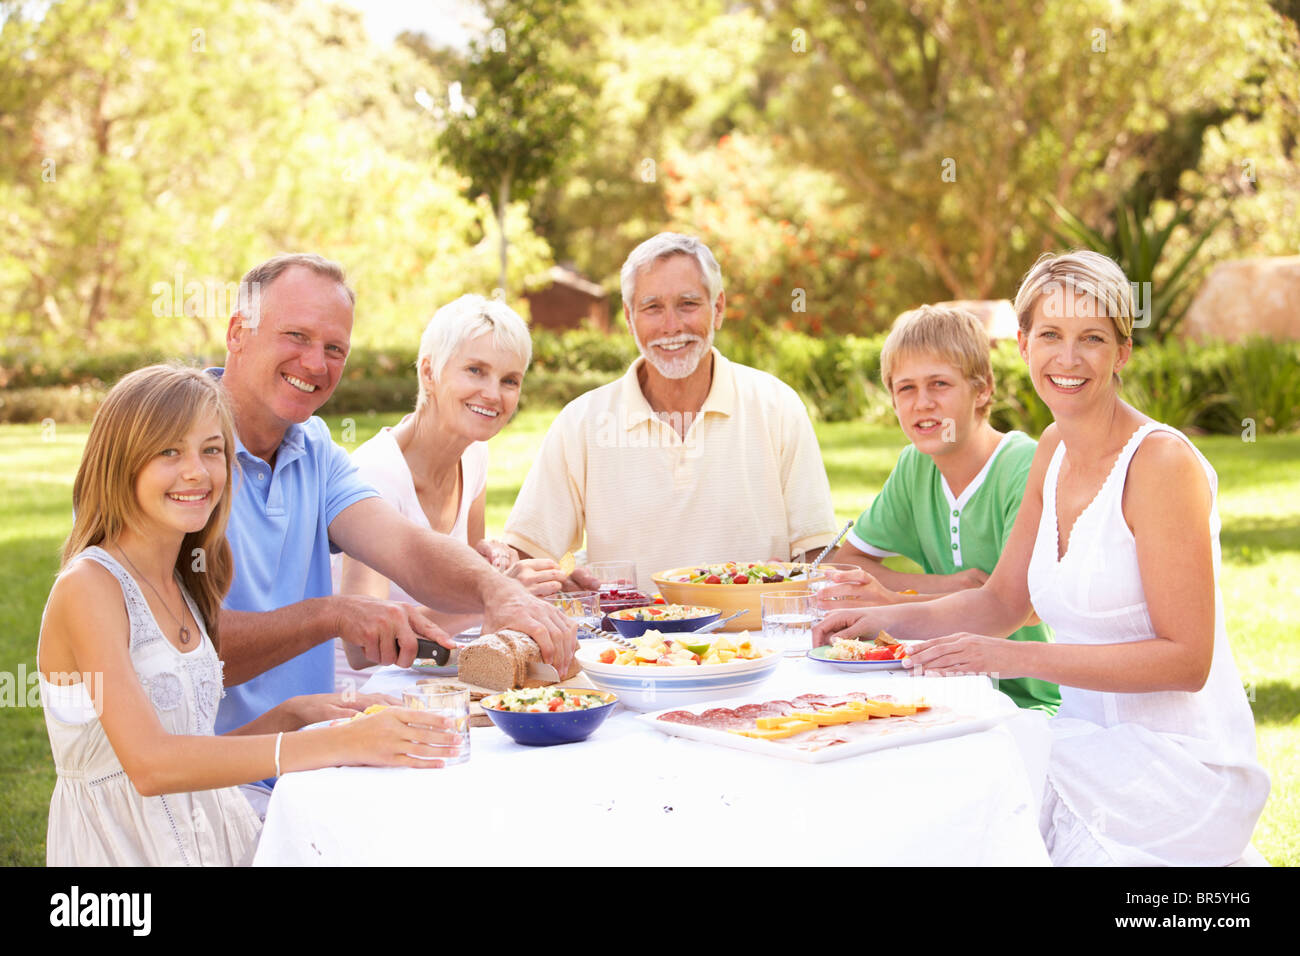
[38, 365, 457, 866]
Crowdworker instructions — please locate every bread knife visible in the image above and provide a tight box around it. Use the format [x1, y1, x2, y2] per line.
[414, 638, 452, 666]
[526, 660, 561, 683]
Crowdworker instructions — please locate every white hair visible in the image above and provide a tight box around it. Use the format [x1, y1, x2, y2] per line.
[415, 294, 532, 410]
[619, 232, 724, 317]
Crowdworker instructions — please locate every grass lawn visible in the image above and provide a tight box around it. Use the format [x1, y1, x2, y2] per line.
[2, 411, 1296, 866]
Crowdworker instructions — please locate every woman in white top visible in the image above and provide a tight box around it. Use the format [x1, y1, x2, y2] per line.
[39, 366, 466, 866]
[816, 251, 1268, 865]
[338, 295, 569, 678]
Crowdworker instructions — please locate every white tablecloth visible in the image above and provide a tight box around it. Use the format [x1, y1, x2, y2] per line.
[254, 658, 1052, 866]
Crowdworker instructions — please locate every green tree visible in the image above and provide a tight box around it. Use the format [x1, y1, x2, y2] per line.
[0, 0, 552, 354]
[435, 0, 585, 295]
[768, 0, 1298, 314]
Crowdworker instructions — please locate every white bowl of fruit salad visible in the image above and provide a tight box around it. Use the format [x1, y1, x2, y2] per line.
[576, 631, 781, 712]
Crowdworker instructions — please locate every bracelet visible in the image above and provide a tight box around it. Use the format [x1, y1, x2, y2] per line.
[274, 732, 284, 777]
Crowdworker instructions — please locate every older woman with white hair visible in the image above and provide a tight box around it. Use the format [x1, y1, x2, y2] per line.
[816, 250, 1269, 866]
[337, 295, 569, 675]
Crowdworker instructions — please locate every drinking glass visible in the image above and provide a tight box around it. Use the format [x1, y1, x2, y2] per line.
[584, 560, 638, 593]
[402, 682, 471, 766]
[808, 563, 861, 621]
[546, 590, 603, 638]
[761, 590, 816, 658]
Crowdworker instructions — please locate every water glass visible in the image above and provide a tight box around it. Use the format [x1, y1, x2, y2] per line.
[584, 560, 638, 592]
[402, 682, 471, 766]
[546, 590, 602, 638]
[761, 590, 816, 658]
[808, 563, 861, 620]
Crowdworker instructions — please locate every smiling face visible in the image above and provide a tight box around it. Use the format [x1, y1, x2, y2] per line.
[888, 351, 992, 457]
[625, 254, 725, 381]
[224, 266, 353, 449]
[132, 410, 227, 541]
[1018, 289, 1131, 415]
[422, 332, 525, 440]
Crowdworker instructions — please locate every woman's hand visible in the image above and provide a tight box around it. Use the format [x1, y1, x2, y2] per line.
[901, 632, 1023, 679]
[313, 707, 467, 769]
[505, 557, 569, 597]
[475, 538, 519, 572]
[814, 568, 899, 609]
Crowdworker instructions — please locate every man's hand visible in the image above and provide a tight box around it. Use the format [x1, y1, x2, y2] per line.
[567, 565, 601, 592]
[481, 579, 578, 676]
[475, 538, 518, 572]
[812, 607, 887, 647]
[333, 595, 454, 669]
[505, 558, 569, 598]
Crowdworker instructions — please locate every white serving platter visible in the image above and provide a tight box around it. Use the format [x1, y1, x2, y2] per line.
[638, 689, 1014, 764]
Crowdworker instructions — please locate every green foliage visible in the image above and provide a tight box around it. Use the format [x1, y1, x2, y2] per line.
[435, 0, 586, 291]
[1119, 340, 1228, 432]
[662, 134, 887, 335]
[988, 342, 1055, 437]
[769, 0, 1297, 317]
[1215, 338, 1300, 435]
[1042, 190, 1228, 342]
[0, 0, 551, 353]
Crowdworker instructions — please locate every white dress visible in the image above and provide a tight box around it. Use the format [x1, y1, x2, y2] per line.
[40, 548, 263, 866]
[1027, 422, 1269, 865]
[330, 424, 490, 688]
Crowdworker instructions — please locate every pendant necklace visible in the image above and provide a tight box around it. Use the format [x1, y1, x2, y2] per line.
[116, 547, 193, 646]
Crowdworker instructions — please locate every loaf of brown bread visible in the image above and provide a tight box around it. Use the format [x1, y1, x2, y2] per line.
[457, 629, 579, 691]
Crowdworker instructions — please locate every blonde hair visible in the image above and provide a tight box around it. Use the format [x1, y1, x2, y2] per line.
[1012, 250, 1135, 341]
[880, 305, 995, 418]
[64, 365, 236, 649]
[415, 294, 532, 411]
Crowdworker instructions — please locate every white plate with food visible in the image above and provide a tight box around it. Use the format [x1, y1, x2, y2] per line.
[576, 634, 781, 712]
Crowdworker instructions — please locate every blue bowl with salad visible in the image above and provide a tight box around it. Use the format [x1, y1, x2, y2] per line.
[479, 687, 618, 746]
[608, 604, 721, 638]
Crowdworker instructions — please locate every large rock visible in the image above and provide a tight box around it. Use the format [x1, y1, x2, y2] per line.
[1181, 257, 1300, 342]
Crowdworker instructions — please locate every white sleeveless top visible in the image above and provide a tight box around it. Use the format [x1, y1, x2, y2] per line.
[1027, 422, 1269, 865]
[39, 547, 262, 866]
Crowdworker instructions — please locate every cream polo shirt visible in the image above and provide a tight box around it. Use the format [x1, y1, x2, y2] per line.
[504, 350, 837, 592]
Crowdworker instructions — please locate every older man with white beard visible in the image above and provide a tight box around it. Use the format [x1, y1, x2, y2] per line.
[504, 232, 837, 592]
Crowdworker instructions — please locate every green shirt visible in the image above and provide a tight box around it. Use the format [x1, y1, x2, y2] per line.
[849, 431, 1060, 714]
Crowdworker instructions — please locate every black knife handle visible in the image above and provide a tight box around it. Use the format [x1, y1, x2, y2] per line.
[415, 638, 451, 666]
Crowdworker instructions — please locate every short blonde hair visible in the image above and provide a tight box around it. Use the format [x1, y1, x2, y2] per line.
[1013, 250, 1134, 341]
[415, 294, 532, 410]
[880, 305, 995, 418]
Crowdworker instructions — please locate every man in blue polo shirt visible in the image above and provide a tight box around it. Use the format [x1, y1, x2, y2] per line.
[213, 254, 576, 739]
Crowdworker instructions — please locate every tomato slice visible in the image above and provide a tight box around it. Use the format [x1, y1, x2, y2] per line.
[599, 649, 616, 664]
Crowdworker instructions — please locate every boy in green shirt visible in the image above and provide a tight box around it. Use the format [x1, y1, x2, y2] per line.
[826, 305, 1059, 713]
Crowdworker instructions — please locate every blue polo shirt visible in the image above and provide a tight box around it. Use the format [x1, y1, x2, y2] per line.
[210, 370, 377, 734]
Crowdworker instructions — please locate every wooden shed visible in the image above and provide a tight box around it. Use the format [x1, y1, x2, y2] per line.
[524, 266, 610, 332]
